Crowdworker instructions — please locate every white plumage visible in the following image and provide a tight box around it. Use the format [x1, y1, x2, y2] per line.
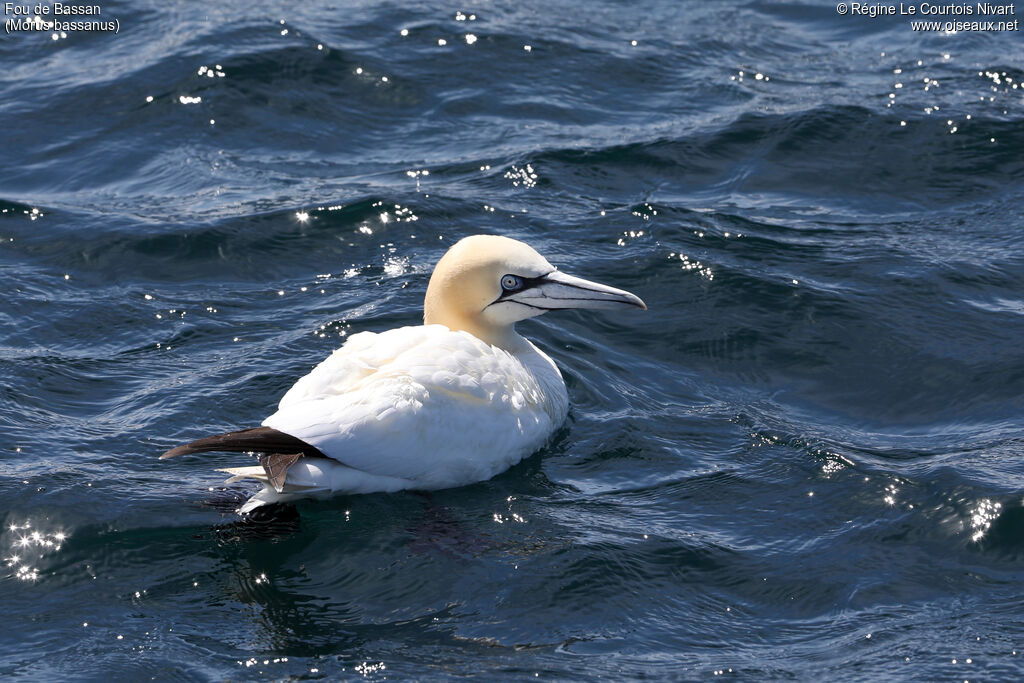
[162, 234, 645, 512]
[268, 326, 565, 482]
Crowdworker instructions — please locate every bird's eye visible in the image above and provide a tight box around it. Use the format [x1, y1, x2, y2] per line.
[501, 274, 523, 291]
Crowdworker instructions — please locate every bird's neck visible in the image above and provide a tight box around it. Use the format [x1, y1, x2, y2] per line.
[429, 312, 525, 352]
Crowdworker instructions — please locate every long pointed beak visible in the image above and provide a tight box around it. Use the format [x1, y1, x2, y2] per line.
[507, 270, 647, 311]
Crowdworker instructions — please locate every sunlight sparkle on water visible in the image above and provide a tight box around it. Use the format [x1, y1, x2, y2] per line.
[383, 256, 409, 277]
[667, 252, 713, 280]
[969, 499, 1001, 542]
[4, 519, 68, 582]
[196, 65, 225, 78]
[355, 662, 387, 675]
[406, 168, 430, 193]
[504, 164, 537, 188]
[883, 482, 899, 506]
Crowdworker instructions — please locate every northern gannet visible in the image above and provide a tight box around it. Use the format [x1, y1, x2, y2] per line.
[161, 235, 645, 512]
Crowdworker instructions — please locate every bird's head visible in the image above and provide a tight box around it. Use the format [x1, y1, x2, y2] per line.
[424, 235, 646, 349]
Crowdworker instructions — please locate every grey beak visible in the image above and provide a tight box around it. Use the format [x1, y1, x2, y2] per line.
[507, 270, 646, 311]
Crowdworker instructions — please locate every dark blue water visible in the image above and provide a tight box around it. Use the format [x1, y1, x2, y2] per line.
[3, 0, 1024, 679]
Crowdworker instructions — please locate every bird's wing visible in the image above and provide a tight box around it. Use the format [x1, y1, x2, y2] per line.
[262, 325, 560, 489]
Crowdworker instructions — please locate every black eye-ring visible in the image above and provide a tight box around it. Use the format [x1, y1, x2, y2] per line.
[501, 274, 523, 291]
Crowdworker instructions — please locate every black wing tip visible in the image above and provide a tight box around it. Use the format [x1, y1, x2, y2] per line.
[158, 427, 325, 460]
[159, 443, 202, 459]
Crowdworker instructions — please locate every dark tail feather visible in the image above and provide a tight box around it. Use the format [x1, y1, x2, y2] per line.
[159, 426, 325, 460]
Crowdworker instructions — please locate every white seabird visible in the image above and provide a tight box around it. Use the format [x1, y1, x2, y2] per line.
[161, 234, 646, 512]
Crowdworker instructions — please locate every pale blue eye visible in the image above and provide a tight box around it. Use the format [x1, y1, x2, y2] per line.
[501, 275, 523, 291]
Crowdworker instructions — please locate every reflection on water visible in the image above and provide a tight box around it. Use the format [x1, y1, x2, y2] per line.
[969, 498, 1002, 543]
[4, 519, 67, 582]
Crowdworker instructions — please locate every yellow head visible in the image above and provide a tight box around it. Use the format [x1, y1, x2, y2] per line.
[424, 235, 645, 348]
